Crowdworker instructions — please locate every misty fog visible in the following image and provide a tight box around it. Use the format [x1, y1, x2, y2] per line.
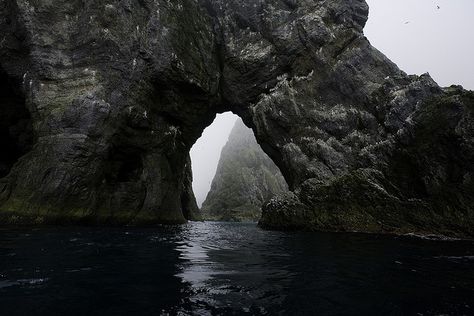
[191, 0, 474, 206]
[190, 113, 239, 206]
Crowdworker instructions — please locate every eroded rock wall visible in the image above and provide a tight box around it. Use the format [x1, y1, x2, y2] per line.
[0, 0, 472, 236]
[0, 0, 219, 224]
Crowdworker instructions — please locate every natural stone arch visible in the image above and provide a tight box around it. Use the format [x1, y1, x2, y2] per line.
[0, 0, 472, 237]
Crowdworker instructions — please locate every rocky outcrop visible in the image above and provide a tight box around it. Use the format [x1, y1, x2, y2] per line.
[259, 84, 474, 237]
[0, 0, 472, 237]
[201, 119, 288, 221]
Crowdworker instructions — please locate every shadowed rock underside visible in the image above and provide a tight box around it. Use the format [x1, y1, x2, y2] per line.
[0, 0, 472, 237]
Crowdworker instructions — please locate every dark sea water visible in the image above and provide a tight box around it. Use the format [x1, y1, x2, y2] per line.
[0, 222, 473, 316]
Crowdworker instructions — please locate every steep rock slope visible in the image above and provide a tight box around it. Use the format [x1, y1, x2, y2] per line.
[0, 0, 472, 237]
[201, 119, 288, 221]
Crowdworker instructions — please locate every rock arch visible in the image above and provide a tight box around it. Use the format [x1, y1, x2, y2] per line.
[0, 0, 472, 236]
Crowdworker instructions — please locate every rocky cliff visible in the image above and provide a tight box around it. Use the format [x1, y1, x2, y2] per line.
[201, 119, 288, 221]
[0, 0, 472, 237]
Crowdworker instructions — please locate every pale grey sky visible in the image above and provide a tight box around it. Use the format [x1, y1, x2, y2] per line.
[191, 1, 474, 206]
[190, 113, 239, 206]
[365, 0, 474, 90]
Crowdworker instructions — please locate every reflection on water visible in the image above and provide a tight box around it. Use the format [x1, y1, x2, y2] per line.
[0, 222, 473, 315]
[174, 222, 295, 314]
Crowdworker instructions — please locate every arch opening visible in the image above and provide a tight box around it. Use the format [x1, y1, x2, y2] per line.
[190, 112, 289, 222]
[190, 112, 239, 207]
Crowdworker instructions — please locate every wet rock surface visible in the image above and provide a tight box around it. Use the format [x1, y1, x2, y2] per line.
[201, 119, 288, 222]
[0, 0, 472, 237]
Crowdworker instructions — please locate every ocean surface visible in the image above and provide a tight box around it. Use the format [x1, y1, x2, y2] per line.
[0, 222, 473, 315]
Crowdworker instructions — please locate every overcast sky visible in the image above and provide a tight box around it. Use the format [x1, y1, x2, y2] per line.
[190, 113, 238, 206]
[365, 0, 474, 90]
[191, 0, 474, 206]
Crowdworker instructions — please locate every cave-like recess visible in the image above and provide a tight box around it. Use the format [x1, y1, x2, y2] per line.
[0, 0, 473, 237]
[0, 68, 35, 179]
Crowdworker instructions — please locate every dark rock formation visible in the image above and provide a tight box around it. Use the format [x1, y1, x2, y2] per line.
[0, 0, 472, 237]
[201, 118, 288, 221]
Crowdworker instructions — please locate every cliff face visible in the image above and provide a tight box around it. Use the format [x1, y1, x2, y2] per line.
[201, 119, 288, 221]
[0, 0, 472, 237]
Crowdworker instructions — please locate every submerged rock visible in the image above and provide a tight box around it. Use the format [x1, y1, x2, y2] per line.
[0, 0, 472, 237]
[201, 119, 288, 222]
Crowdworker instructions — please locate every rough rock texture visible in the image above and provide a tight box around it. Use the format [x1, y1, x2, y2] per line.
[0, 0, 473, 236]
[201, 118, 288, 221]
